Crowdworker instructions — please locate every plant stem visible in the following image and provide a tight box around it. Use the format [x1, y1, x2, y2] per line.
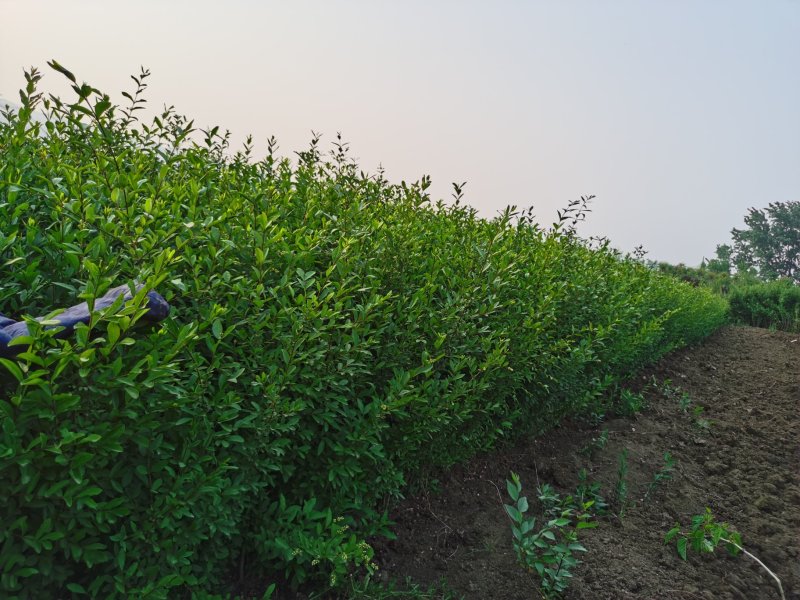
[722, 538, 785, 600]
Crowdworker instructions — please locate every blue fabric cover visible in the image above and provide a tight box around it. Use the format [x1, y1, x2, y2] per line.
[0, 284, 169, 358]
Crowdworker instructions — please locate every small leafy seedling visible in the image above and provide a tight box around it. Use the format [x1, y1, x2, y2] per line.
[665, 508, 785, 600]
[576, 468, 609, 515]
[505, 472, 592, 599]
[536, 483, 562, 519]
[644, 452, 676, 500]
[579, 429, 609, 456]
[657, 377, 674, 394]
[655, 378, 692, 412]
[692, 405, 711, 430]
[617, 389, 646, 416]
[613, 448, 629, 518]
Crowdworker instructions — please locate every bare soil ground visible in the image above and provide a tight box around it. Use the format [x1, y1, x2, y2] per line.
[372, 326, 800, 599]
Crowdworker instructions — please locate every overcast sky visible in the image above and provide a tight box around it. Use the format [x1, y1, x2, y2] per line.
[2, 0, 798, 265]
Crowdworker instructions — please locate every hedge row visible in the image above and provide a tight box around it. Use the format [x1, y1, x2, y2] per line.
[728, 279, 800, 332]
[0, 65, 727, 598]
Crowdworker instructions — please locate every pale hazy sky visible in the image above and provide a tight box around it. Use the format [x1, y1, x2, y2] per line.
[2, 0, 798, 265]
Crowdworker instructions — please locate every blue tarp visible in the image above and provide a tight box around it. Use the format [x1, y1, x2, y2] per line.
[0, 284, 170, 359]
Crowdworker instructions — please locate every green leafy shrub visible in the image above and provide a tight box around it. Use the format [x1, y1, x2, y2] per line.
[654, 261, 732, 294]
[0, 63, 727, 598]
[728, 279, 800, 331]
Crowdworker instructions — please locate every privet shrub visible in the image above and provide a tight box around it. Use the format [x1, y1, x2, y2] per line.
[0, 64, 728, 598]
[728, 279, 800, 332]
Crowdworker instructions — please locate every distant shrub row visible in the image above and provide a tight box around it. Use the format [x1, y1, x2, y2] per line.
[0, 65, 727, 598]
[728, 279, 800, 332]
[654, 261, 800, 332]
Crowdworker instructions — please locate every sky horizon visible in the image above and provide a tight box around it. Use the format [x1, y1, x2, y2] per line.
[2, 0, 798, 266]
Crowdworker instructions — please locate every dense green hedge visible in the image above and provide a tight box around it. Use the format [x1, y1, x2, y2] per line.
[728, 279, 800, 331]
[0, 65, 727, 598]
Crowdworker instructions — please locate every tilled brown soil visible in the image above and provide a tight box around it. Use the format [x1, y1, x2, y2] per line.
[372, 326, 800, 599]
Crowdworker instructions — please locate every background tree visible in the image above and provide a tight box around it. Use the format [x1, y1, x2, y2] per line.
[705, 244, 732, 275]
[730, 201, 800, 283]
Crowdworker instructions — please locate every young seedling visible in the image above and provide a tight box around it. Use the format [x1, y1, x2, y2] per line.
[536, 482, 562, 519]
[644, 452, 676, 500]
[665, 508, 785, 600]
[613, 448, 629, 518]
[692, 405, 711, 430]
[655, 377, 676, 399]
[505, 472, 593, 599]
[579, 429, 609, 457]
[678, 391, 692, 412]
[576, 468, 609, 515]
[617, 389, 646, 416]
[655, 378, 694, 413]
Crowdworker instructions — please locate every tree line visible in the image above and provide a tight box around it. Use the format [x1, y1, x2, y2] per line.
[706, 201, 799, 284]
